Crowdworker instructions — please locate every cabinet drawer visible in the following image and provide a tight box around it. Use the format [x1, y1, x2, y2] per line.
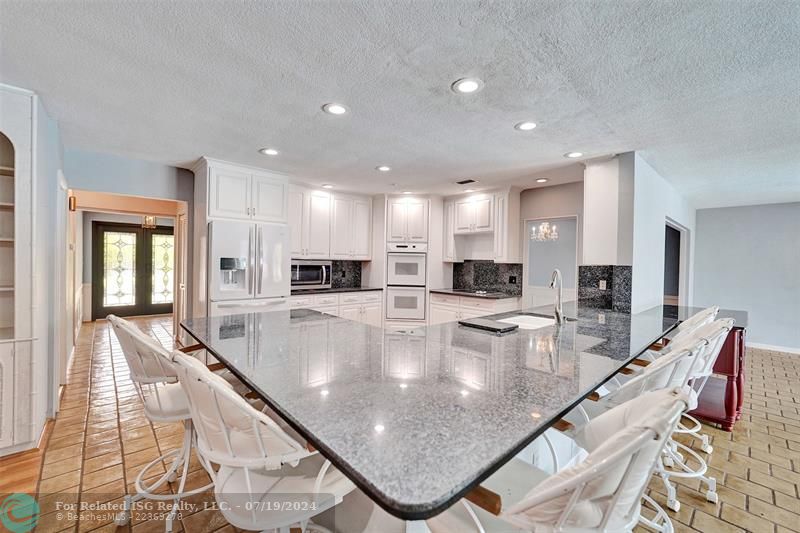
[339, 292, 363, 304]
[459, 297, 496, 310]
[289, 296, 313, 308]
[361, 291, 382, 302]
[430, 293, 460, 306]
[313, 294, 339, 306]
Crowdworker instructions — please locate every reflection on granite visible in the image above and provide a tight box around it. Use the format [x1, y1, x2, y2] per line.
[663, 304, 748, 329]
[429, 288, 518, 300]
[181, 303, 679, 520]
[331, 260, 362, 289]
[291, 287, 382, 295]
[578, 265, 632, 313]
[453, 260, 522, 296]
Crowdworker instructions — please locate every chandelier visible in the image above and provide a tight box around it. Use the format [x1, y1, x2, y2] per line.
[530, 221, 559, 241]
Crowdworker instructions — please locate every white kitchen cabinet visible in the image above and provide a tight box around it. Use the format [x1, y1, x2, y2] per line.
[428, 292, 521, 325]
[289, 290, 383, 327]
[0, 343, 13, 448]
[289, 185, 332, 259]
[454, 195, 493, 234]
[492, 189, 521, 263]
[388, 197, 428, 242]
[443, 200, 458, 262]
[385, 333, 426, 379]
[209, 166, 251, 219]
[331, 195, 372, 260]
[207, 161, 288, 223]
[251, 172, 289, 222]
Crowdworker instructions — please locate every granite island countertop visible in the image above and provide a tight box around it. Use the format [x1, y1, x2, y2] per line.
[181, 303, 682, 519]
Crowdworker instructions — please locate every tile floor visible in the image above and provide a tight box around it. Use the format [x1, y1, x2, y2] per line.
[2, 315, 798, 532]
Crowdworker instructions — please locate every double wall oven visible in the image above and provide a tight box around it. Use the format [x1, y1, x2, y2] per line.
[386, 243, 427, 320]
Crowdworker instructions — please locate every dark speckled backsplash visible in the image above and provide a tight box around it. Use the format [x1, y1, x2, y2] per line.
[331, 261, 362, 288]
[453, 261, 523, 296]
[578, 265, 632, 313]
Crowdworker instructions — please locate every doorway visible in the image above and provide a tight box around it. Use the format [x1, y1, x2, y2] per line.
[663, 224, 681, 306]
[91, 221, 175, 319]
[523, 216, 579, 308]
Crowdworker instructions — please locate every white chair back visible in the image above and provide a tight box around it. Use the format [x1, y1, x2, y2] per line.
[503, 388, 689, 531]
[689, 318, 735, 380]
[108, 314, 180, 412]
[670, 306, 719, 344]
[606, 336, 706, 405]
[172, 353, 308, 470]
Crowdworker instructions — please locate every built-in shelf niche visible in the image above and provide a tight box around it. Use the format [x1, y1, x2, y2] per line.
[0, 132, 14, 339]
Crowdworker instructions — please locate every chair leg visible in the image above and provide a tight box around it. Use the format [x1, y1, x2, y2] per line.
[640, 493, 675, 533]
[115, 419, 212, 528]
[661, 439, 718, 504]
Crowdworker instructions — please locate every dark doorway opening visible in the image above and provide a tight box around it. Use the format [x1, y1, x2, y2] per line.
[91, 221, 175, 319]
[664, 224, 681, 305]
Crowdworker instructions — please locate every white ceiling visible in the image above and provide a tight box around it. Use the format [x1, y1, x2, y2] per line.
[0, 1, 797, 206]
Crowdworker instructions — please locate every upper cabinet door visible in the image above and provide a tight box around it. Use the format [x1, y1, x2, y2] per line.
[330, 196, 353, 259]
[251, 173, 288, 223]
[387, 200, 408, 241]
[208, 167, 250, 220]
[351, 197, 372, 258]
[473, 197, 493, 231]
[405, 199, 428, 242]
[287, 186, 306, 257]
[305, 191, 331, 258]
[444, 201, 457, 262]
[454, 199, 474, 233]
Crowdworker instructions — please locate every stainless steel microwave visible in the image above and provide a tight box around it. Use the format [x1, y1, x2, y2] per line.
[290, 260, 331, 289]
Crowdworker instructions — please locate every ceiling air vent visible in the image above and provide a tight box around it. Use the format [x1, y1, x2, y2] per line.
[455, 179, 476, 185]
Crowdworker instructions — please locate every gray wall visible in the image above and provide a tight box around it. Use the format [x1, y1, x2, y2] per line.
[64, 148, 193, 201]
[520, 181, 584, 264]
[664, 225, 681, 297]
[694, 202, 800, 349]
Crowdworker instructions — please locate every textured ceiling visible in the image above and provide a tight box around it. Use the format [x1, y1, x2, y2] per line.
[0, 1, 797, 206]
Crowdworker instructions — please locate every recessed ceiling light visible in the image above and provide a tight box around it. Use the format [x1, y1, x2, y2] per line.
[564, 151, 583, 158]
[514, 121, 537, 131]
[320, 389, 329, 396]
[374, 424, 385, 433]
[402, 191, 413, 195]
[376, 165, 391, 172]
[464, 189, 476, 193]
[259, 148, 278, 156]
[451, 77, 484, 94]
[460, 389, 470, 397]
[322, 103, 348, 115]
[536, 178, 548, 183]
[322, 184, 333, 189]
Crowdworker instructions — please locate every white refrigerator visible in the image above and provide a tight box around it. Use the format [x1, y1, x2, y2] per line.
[208, 220, 290, 316]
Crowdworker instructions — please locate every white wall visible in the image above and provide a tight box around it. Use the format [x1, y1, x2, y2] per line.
[630, 153, 696, 313]
[582, 157, 634, 265]
[694, 203, 800, 350]
[34, 99, 63, 420]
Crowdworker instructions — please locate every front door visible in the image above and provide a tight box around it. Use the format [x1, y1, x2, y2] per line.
[92, 222, 175, 320]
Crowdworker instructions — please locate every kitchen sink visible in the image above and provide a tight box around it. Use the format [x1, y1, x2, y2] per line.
[498, 315, 556, 330]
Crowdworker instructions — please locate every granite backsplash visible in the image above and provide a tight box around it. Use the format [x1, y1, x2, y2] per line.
[578, 265, 632, 313]
[331, 260, 362, 289]
[453, 260, 523, 296]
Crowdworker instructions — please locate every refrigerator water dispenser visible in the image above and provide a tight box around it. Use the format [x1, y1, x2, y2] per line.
[219, 257, 247, 289]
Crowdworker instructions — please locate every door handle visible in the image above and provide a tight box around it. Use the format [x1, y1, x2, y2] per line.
[248, 227, 254, 293]
[257, 226, 264, 294]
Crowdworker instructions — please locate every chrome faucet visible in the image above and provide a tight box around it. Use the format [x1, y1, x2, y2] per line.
[549, 269, 565, 325]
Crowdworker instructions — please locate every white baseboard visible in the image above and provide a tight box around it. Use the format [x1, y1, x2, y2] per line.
[748, 342, 800, 355]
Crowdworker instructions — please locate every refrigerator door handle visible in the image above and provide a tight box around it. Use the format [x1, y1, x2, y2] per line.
[258, 226, 264, 294]
[217, 298, 286, 309]
[248, 226, 254, 294]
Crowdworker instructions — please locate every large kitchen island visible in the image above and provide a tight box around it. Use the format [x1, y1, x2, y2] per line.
[180, 303, 741, 520]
